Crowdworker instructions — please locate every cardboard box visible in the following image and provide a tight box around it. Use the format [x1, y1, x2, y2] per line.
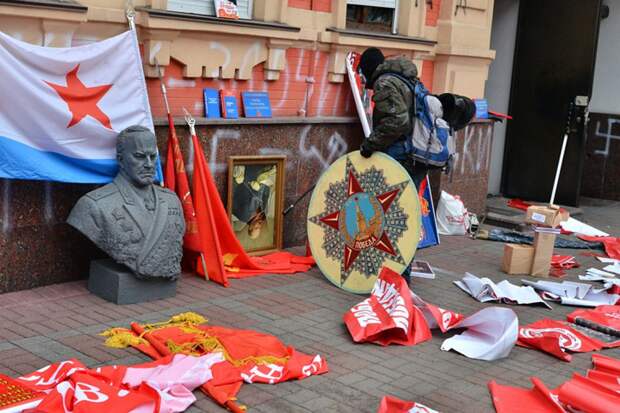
[530, 232, 556, 277]
[502, 244, 535, 275]
[525, 205, 569, 228]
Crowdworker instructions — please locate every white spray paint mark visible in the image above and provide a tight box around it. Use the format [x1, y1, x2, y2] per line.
[149, 41, 162, 65]
[2, 180, 11, 234]
[167, 78, 197, 88]
[209, 129, 241, 172]
[454, 125, 492, 175]
[594, 118, 620, 157]
[44, 182, 53, 224]
[209, 42, 231, 77]
[298, 126, 348, 170]
[43, 32, 55, 47]
[316, 53, 330, 116]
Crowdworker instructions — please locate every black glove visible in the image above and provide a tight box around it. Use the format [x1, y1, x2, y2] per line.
[360, 139, 374, 158]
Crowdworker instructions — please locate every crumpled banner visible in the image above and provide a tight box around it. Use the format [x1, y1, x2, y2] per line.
[100, 312, 328, 412]
[454, 273, 550, 308]
[489, 354, 620, 413]
[579, 236, 620, 260]
[344, 267, 518, 361]
[550, 255, 579, 277]
[517, 319, 618, 362]
[376, 395, 439, 413]
[15, 354, 222, 413]
[522, 280, 620, 307]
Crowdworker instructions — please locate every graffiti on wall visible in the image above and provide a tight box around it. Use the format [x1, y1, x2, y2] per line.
[593, 117, 620, 157]
[206, 125, 349, 174]
[150, 48, 355, 120]
[452, 124, 493, 176]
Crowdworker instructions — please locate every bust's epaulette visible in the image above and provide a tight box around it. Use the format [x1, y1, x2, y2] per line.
[155, 185, 175, 197]
[85, 183, 117, 201]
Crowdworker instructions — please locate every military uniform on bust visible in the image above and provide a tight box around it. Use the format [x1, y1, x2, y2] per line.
[68, 173, 185, 280]
[67, 125, 185, 284]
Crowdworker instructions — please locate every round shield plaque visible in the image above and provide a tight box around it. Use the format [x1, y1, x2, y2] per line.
[307, 150, 421, 294]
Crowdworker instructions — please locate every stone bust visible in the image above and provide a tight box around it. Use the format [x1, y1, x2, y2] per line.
[67, 125, 185, 280]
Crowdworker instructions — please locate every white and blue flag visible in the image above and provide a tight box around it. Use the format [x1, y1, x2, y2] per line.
[0, 30, 158, 183]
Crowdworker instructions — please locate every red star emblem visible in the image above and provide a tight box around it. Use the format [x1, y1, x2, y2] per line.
[45, 64, 113, 129]
[319, 170, 400, 272]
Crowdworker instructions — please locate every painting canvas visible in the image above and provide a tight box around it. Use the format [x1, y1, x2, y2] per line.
[227, 156, 285, 254]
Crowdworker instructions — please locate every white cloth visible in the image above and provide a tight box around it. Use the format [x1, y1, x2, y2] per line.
[560, 217, 609, 237]
[455, 273, 550, 308]
[440, 307, 518, 361]
[522, 279, 620, 307]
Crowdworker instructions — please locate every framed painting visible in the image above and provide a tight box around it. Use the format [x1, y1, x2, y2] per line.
[226, 155, 286, 255]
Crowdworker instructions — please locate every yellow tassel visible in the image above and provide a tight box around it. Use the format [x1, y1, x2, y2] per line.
[99, 328, 147, 349]
[169, 312, 207, 325]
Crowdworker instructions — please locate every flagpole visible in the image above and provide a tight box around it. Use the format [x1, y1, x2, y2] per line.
[183, 109, 210, 282]
[126, 3, 165, 186]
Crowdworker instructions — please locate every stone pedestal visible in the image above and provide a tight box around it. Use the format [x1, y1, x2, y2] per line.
[88, 259, 177, 305]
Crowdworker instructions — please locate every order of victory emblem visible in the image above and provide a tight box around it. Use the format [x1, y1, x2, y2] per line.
[307, 151, 421, 293]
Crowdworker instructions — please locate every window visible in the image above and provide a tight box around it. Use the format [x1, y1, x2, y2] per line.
[167, 0, 254, 20]
[346, 0, 397, 33]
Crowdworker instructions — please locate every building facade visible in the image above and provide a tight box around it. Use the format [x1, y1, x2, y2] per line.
[0, 0, 496, 292]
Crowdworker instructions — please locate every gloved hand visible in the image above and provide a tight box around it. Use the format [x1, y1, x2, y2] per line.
[360, 139, 374, 158]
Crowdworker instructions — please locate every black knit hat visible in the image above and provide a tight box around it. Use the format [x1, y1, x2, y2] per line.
[359, 48, 385, 83]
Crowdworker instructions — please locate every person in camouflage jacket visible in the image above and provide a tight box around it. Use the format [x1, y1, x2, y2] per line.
[358, 48, 429, 188]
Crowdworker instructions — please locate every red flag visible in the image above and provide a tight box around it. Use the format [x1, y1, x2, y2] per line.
[558, 373, 620, 413]
[164, 114, 202, 252]
[189, 131, 313, 285]
[488, 377, 565, 413]
[517, 319, 605, 361]
[101, 312, 328, 412]
[343, 267, 438, 346]
[579, 236, 620, 260]
[376, 396, 438, 413]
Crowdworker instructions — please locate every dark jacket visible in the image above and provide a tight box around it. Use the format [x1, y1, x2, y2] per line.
[366, 57, 418, 151]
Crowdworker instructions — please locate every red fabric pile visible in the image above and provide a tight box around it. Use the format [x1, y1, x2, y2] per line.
[489, 354, 620, 413]
[517, 306, 620, 361]
[550, 255, 579, 277]
[164, 117, 314, 287]
[100, 313, 328, 412]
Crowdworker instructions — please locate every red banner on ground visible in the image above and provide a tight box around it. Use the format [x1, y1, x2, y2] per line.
[101, 312, 328, 411]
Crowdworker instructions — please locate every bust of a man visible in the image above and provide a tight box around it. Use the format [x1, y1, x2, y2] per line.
[68, 125, 185, 280]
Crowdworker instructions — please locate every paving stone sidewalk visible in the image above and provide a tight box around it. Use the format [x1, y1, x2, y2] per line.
[1, 198, 619, 412]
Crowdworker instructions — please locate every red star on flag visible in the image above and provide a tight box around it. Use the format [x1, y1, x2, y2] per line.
[45, 64, 113, 129]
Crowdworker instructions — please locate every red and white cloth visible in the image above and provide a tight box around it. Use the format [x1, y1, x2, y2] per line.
[377, 396, 439, 413]
[489, 354, 620, 413]
[517, 319, 614, 361]
[344, 267, 518, 361]
[566, 305, 620, 332]
[15, 354, 223, 413]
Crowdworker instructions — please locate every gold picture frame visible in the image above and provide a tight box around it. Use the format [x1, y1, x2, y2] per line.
[226, 155, 286, 255]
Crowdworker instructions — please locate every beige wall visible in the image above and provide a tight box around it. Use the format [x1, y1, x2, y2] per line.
[0, 0, 495, 97]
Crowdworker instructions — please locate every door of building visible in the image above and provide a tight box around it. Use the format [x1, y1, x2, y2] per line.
[501, 0, 602, 206]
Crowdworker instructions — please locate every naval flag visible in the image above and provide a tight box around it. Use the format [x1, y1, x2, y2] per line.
[0, 30, 156, 183]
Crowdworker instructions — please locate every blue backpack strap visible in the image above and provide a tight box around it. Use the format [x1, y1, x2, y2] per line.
[376, 72, 433, 132]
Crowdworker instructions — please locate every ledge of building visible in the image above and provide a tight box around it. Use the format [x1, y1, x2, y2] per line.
[137, 7, 300, 32]
[326, 27, 436, 47]
[153, 116, 359, 127]
[0, 0, 87, 12]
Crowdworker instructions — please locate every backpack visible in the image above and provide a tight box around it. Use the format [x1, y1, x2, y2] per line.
[379, 73, 455, 169]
